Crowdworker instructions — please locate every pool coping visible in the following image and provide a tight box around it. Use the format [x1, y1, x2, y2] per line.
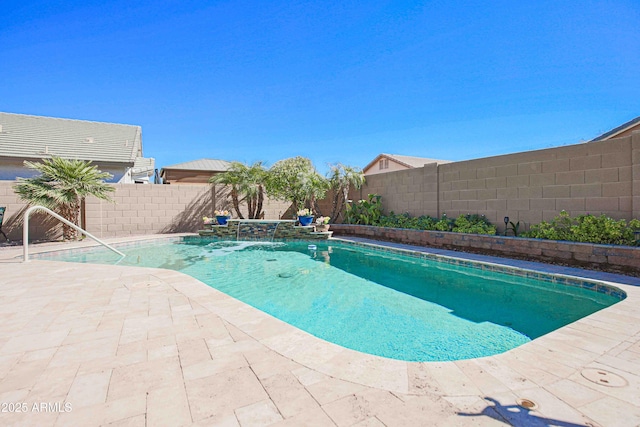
[2, 234, 640, 425]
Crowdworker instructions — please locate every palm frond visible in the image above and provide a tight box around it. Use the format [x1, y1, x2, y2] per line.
[13, 157, 116, 234]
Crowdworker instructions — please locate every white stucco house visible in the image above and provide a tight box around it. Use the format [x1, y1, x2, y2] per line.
[0, 112, 155, 183]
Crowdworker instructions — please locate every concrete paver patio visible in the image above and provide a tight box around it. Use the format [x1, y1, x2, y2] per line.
[1, 235, 639, 426]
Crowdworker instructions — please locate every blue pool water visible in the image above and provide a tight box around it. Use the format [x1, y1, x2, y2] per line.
[39, 238, 623, 361]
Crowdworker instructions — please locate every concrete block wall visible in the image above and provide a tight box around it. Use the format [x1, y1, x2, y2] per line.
[0, 182, 291, 241]
[356, 133, 638, 232]
[83, 184, 213, 238]
[2, 132, 638, 240]
[84, 184, 292, 238]
[0, 181, 63, 241]
[351, 164, 438, 217]
[439, 135, 634, 228]
[632, 133, 640, 217]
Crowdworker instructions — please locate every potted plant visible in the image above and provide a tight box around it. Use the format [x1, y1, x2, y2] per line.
[297, 208, 314, 226]
[315, 216, 331, 232]
[203, 216, 214, 226]
[215, 210, 231, 226]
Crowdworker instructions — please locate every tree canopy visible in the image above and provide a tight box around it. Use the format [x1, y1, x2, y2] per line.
[265, 156, 328, 213]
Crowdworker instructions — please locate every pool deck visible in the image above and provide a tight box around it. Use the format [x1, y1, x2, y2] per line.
[0, 234, 639, 426]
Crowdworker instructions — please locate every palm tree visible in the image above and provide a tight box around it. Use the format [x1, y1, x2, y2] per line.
[13, 157, 115, 240]
[327, 163, 365, 223]
[242, 162, 268, 219]
[210, 161, 267, 219]
[210, 164, 243, 218]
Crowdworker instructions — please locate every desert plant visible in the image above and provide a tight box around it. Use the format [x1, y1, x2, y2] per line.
[506, 221, 522, 237]
[13, 157, 114, 240]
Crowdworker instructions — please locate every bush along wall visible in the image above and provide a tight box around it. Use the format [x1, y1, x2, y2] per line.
[344, 195, 640, 247]
[523, 210, 640, 246]
[376, 212, 497, 235]
[344, 194, 497, 235]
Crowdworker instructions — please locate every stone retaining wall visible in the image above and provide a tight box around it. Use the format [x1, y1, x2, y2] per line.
[330, 224, 640, 274]
[199, 220, 332, 240]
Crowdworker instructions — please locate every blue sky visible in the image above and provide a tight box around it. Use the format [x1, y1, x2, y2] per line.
[2, 1, 639, 174]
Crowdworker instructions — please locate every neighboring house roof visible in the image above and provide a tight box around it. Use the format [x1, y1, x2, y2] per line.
[363, 153, 450, 172]
[590, 116, 640, 142]
[160, 158, 231, 177]
[131, 157, 155, 175]
[0, 112, 142, 164]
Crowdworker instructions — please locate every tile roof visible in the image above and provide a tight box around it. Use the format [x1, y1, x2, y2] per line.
[590, 116, 640, 142]
[385, 154, 451, 168]
[132, 157, 155, 174]
[161, 158, 231, 172]
[363, 153, 450, 172]
[0, 112, 142, 164]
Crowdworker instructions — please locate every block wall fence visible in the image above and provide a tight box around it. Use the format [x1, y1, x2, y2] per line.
[0, 182, 290, 241]
[356, 132, 640, 232]
[1, 132, 638, 241]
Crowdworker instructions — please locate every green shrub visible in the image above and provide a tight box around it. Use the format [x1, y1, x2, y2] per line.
[377, 212, 437, 229]
[345, 195, 497, 235]
[432, 213, 453, 231]
[452, 214, 497, 235]
[349, 206, 497, 235]
[524, 211, 640, 245]
[345, 200, 640, 245]
[345, 194, 382, 225]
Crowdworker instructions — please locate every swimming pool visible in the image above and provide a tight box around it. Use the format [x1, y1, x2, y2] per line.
[37, 237, 624, 361]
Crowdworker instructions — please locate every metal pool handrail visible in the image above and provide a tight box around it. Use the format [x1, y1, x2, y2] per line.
[22, 205, 125, 262]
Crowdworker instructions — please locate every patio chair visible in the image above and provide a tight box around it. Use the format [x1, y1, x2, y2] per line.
[0, 207, 8, 241]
